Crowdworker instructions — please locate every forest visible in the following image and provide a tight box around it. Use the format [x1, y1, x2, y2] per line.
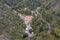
[0, 0, 60, 40]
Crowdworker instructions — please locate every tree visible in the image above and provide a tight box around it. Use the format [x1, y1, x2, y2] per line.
[0, 0, 60, 40]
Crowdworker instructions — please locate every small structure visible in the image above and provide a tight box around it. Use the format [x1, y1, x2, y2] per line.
[18, 14, 34, 37]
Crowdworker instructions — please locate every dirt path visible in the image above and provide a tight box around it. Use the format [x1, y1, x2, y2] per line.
[18, 14, 34, 37]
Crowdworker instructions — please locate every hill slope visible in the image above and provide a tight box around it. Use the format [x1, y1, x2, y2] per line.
[0, 0, 60, 40]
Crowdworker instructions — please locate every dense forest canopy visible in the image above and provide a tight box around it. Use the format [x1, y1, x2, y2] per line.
[0, 0, 60, 40]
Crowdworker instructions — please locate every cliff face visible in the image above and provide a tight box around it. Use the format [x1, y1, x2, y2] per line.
[0, 0, 60, 40]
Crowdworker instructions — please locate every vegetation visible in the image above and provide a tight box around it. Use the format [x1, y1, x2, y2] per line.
[0, 0, 60, 40]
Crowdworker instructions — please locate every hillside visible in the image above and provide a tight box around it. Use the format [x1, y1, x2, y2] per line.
[0, 0, 60, 40]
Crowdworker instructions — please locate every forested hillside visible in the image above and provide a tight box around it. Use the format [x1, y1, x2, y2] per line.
[0, 0, 60, 40]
